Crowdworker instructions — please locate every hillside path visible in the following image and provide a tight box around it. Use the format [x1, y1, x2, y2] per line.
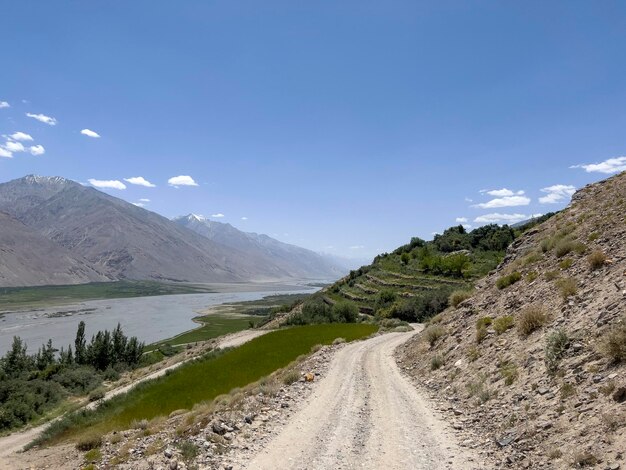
[0, 329, 268, 461]
[245, 327, 479, 470]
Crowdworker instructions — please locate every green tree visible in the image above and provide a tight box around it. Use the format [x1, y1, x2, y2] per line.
[74, 321, 87, 365]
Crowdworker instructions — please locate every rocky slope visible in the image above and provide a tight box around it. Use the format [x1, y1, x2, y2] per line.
[0, 212, 110, 287]
[174, 214, 345, 280]
[0, 175, 342, 286]
[397, 171, 626, 469]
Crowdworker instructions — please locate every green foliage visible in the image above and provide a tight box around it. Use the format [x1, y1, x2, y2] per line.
[476, 317, 493, 329]
[493, 316, 514, 335]
[430, 355, 444, 370]
[558, 258, 573, 270]
[400, 252, 410, 265]
[496, 272, 521, 289]
[499, 361, 518, 385]
[178, 440, 199, 462]
[331, 302, 358, 323]
[600, 321, 626, 364]
[35, 324, 377, 445]
[286, 299, 335, 325]
[545, 329, 569, 374]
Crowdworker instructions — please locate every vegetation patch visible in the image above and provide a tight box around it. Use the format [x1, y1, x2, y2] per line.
[556, 277, 577, 300]
[517, 306, 548, 337]
[599, 321, 626, 364]
[545, 329, 569, 374]
[424, 325, 445, 347]
[34, 323, 377, 445]
[493, 316, 514, 335]
[496, 272, 521, 290]
[449, 289, 473, 308]
[587, 250, 606, 270]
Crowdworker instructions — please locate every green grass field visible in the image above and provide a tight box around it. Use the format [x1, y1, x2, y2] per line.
[37, 323, 377, 445]
[0, 281, 216, 311]
[144, 313, 258, 352]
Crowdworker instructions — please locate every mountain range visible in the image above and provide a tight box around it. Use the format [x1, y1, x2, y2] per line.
[0, 175, 348, 287]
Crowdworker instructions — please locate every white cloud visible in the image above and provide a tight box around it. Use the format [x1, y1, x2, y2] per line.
[139, 198, 150, 202]
[88, 179, 126, 190]
[9, 132, 33, 141]
[0, 147, 12, 158]
[464, 197, 473, 203]
[539, 184, 576, 204]
[211, 213, 225, 218]
[455, 217, 468, 223]
[29, 145, 45, 156]
[241, 216, 248, 220]
[479, 188, 525, 197]
[26, 113, 57, 126]
[474, 213, 528, 224]
[81, 128, 101, 138]
[571, 156, 626, 174]
[474, 195, 530, 209]
[462, 224, 473, 230]
[0, 101, 10, 108]
[124, 176, 156, 188]
[168, 175, 198, 187]
[132, 202, 146, 208]
[349, 245, 365, 250]
[4, 141, 25, 153]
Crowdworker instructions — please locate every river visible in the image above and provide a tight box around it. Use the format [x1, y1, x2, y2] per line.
[0, 287, 315, 355]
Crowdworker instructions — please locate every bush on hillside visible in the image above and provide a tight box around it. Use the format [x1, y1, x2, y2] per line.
[449, 289, 473, 308]
[588, 250, 606, 270]
[331, 302, 358, 323]
[600, 322, 626, 364]
[517, 305, 548, 337]
[496, 272, 521, 289]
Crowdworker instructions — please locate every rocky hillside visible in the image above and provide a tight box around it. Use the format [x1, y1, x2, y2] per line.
[0, 212, 110, 287]
[397, 172, 626, 469]
[0, 175, 345, 286]
[174, 214, 346, 280]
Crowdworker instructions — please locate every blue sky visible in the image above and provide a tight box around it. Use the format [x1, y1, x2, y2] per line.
[1, 1, 625, 259]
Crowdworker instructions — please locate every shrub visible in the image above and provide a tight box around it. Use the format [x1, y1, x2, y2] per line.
[430, 355, 444, 370]
[517, 306, 547, 337]
[526, 271, 538, 283]
[499, 362, 518, 385]
[555, 238, 575, 258]
[331, 302, 358, 323]
[545, 270, 559, 281]
[88, 388, 105, 402]
[424, 325, 445, 347]
[178, 440, 199, 462]
[558, 258, 573, 270]
[476, 327, 487, 344]
[600, 322, 626, 364]
[449, 290, 473, 308]
[587, 250, 606, 270]
[467, 346, 479, 362]
[476, 317, 493, 329]
[493, 316, 514, 335]
[540, 237, 555, 253]
[560, 382, 576, 399]
[522, 251, 542, 265]
[572, 452, 598, 467]
[84, 448, 102, 463]
[587, 231, 599, 242]
[556, 277, 577, 299]
[496, 272, 521, 289]
[545, 329, 569, 374]
[282, 369, 301, 385]
[76, 433, 102, 451]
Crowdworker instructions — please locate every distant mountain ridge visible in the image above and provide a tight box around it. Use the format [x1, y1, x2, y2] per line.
[173, 214, 346, 280]
[0, 175, 347, 287]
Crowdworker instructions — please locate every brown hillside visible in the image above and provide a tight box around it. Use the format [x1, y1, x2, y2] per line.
[397, 172, 626, 469]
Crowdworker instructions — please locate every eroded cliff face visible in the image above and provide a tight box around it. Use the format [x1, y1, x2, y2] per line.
[398, 171, 626, 469]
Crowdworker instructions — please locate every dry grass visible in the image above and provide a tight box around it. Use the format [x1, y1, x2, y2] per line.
[430, 354, 444, 370]
[496, 271, 521, 289]
[587, 250, 606, 270]
[599, 322, 626, 364]
[556, 277, 578, 300]
[449, 290, 473, 308]
[282, 369, 301, 385]
[493, 316, 514, 335]
[424, 325, 445, 347]
[517, 305, 548, 337]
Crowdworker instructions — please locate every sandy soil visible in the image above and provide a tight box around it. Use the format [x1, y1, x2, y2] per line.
[0, 328, 269, 467]
[245, 327, 482, 470]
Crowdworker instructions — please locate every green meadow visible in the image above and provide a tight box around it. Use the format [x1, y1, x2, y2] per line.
[36, 323, 377, 445]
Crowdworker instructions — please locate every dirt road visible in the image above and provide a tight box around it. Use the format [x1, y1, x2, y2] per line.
[246, 328, 479, 470]
[0, 328, 268, 461]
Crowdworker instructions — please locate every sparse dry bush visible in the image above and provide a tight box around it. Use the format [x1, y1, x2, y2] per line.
[494, 316, 514, 335]
[424, 325, 445, 347]
[560, 382, 575, 399]
[282, 369, 301, 385]
[496, 271, 521, 289]
[517, 305, 547, 337]
[556, 277, 577, 299]
[449, 290, 473, 308]
[545, 329, 569, 374]
[430, 354, 444, 370]
[76, 433, 103, 451]
[499, 361, 518, 385]
[545, 270, 560, 281]
[599, 322, 626, 364]
[587, 250, 606, 270]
